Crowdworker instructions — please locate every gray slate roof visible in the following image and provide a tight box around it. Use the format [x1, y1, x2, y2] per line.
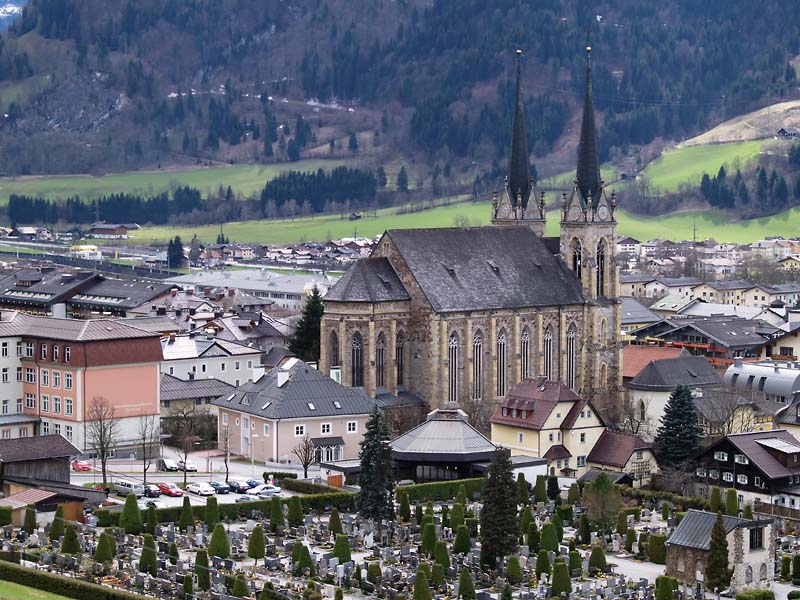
[68, 279, 171, 310]
[160, 374, 235, 402]
[0, 310, 159, 342]
[325, 257, 410, 303]
[621, 297, 660, 326]
[211, 358, 376, 419]
[0, 434, 80, 462]
[391, 409, 496, 461]
[380, 227, 584, 312]
[628, 355, 720, 391]
[712, 429, 800, 479]
[161, 334, 262, 361]
[667, 509, 759, 550]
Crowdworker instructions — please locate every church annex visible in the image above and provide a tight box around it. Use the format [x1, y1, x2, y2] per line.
[320, 47, 621, 419]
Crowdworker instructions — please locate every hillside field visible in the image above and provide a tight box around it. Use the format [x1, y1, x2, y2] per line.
[121, 199, 800, 245]
[0, 580, 72, 600]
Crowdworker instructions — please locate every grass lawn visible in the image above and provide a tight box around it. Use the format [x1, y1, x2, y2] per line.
[641, 140, 763, 192]
[0, 581, 73, 600]
[0, 159, 349, 202]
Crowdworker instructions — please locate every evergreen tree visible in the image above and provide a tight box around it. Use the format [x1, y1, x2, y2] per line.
[617, 511, 628, 535]
[583, 471, 622, 540]
[453, 524, 471, 554]
[654, 385, 702, 466]
[516, 472, 529, 505]
[569, 549, 582, 574]
[546, 475, 560, 500]
[249, 524, 266, 570]
[540, 521, 558, 552]
[196, 549, 210, 590]
[94, 531, 113, 564]
[358, 407, 395, 523]
[625, 528, 636, 553]
[232, 575, 249, 597]
[398, 492, 411, 522]
[534, 475, 547, 503]
[332, 533, 351, 563]
[183, 573, 193, 599]
[535, 549, 551, 578]
[588, 545, 607, 574]
[431, 564, 445, 589]
[348, 132, 359, 154]
[661, 502, 670, 521]
[288, 286, 324, 362]
[169, 541, 179, 565]
[397, 166, 409, 192]
[648, 534, 667, 564]
[376, 166, 388, 188]
[145, 504, 157, 536]
[179, 496, 194, 531]
[367, 562, 382, 584]
[725, 488, 739, 516]
[579, 513, 591, 545]
[205, 496, 219, 530]
[456, 484, 467, 506]
[519, 505, 533, 536]
[23, 505, 36, 534]
[415, 504, 423, 523]
[413, 569, 432, 600]
[743, 504, 753, 519]
[62, 524, 81, 555]
[706, 512, 732, 591]
[458, 568, 476, 600]
[119, 494, 142, 535]
[501, 584, 512, 600]
[710, 487, 722, 512]
[208, 522, 230, 559]
[434, 540, 450, 569]
[421, 522, 436, 556]
[507, 555, 522, 584]
[287, 495, 304, 527]
[479, 447, 518, 568]
[568, 483, 580, 504]
[167, 236, 186, 268]
[527, 521, 540, 551]
[329, 507, 343, 535]
[656, 577, 676, 600]
[781, 555, 791, 580]
[105, 528, 116, 556]
[270, 496, 285, 531]
[552, 511, 563, 542]
[552, 560, 571, 596]
[139, 534, 157, 576]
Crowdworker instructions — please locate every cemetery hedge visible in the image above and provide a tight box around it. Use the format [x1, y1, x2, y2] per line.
[735, 591, 775, 600]
[281, 479, 348, 495]
[0, 506, 12, 526]
[94, 491, 356, 527]
[622, 487, 709, 511]
[263, 471, 298, 482]
[396, 478, 484, 503]
[0, 560, 147, 600]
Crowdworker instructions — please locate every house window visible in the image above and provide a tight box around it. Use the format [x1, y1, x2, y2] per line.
[25, 393, 35, 409]
[543, 326, 554, 380]
[40, 369, 49, 386]
[263, 423, 270, 436]
[677, 557, 685, 573]
[330, 332, 340, 368]
[64, 346, 70, 362]
[347, 421, 358, 433]
[53, 396, 61, 413]
[714, 451, 728, 461]
[448, 332, 459, 403]
[0, 429, 8, 439]
[375, 333, 386, 389]
[64, 373, 72, 389]
[1, 368, 7, 384]
[65, 397, 73, 416]
[636, 450, 644, 460]
[321, 423, 332, 435]
[571, 238, 582, 279]
[472, 331, 483, 400]
[15, 342, 21, 357]
[566, 324, 577, 390]
[521, 410, 527, 419]
[734, 454, 749, 465]
[18, 426, 26, 437]
[517, 432, 524, 444]
[222, 413, 228, 425]
[53, 345, 58, 360]
[235, 361, 241, 370]
[737, 474, 748, 484]
[295, 424, 305, 437]
[577, 456, 586, 467]
[709, 469, 719, 479]
[520, 328, 530, 379]
[41, 395, 49, 412]
[696, 468, 707, 477]
[201, 364, 207, 373]
[52, 371, 60, 388]
[722, 471, 733, 482]
[548, 432, 554, 442]
[40, 344, 47, 359]
[25, 342, 33, 358]
[41, 421, 49, 435]
[53, 423, 60, 436]
[220, 363, 226, 372]
[754, 476, 761, 486]
[16, 367, 21, 382]
[163, 400, 171, 408]
[65, 425, 73, 441]
[496, 330, 507, 397]
[596, 239, 607, 296]
[351, 332, 364, 387]
[580, 432, 586, 443]
[396, 331, 405, 385]
[1, 400, 7, 415]
[25, 368, 35, 383]
[15, 398, 21, 413]
[749, 527, 763, 550]
[1, 342, 7, 357]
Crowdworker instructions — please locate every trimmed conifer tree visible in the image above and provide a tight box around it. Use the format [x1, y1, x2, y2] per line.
[249, 524, 266, 570]
[398, 492, 411, 522]
[625, 528, 636, 553]
[617, 511, 627, 535]
[527, 521, 540, 551]
[459, 568, 476, 600]
[516, 473, 529, 505]
[232, 574, 249, 597]
[183, 573, 193, 599]
[743, 504, 753, 519]
[546, 476, 559, 500]
[507, 555, 522, 584]
[119, 494, 142, 534]
[709, 486, 722, 512]
[479, 447, 518, 568]
[451, 502, 465, 530]
[725, 488, 739, 516]
[179, 496, 194, 532]
[94, 531, 113, 564]
[49, 506, 65, 542]
[535, 549, 550, 578]
[139, 534, 157, 576]
[453, 524, 471, 554]
[552, 560, 571, 596]
[421, 522, 436, 556]
[534, 475, 547, 503]
[431, 564, 445, 589]
[287, 495, 304, 527]
[358, 407, 395, 524]
[169, 541, 179, 565]
[332, 533, 351, 564]
[413, 569, 432, 600]
[569, 549, 582, 574]
[208, 522, 230, 559]
[552, 511, 563, 542]
[205, 496, 219, 530]
[654, 384, 702, 466]
[23, 505, 36, 534]
[519, 505, 533, 536]
[579, 513, 591, 544]
[706, 512, 732, 591]
[146, 504, 157, 536]
[196, 549, 210, 590]
[661, 501, 670, 521]
[540, 521, 558, 552]
[270, 495, 285, 531]
[501, 584, 512, 600]
[649, 534, 667, 564]
[568, 483, 580, 504]
[589, 545, 607, 573]
[434, 540, 450, 569]
[329, 507, 343, 535]
[455, 484, 467, 506]
[62, 524, 81, 555]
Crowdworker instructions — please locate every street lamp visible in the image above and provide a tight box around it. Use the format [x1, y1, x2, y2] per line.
[250, 434, 259, 478]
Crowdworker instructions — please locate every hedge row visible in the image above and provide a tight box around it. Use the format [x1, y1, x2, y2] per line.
[621, 486, 709, 511]
[736, 591, 775, 600]
[263, 471, 298, 482]
[95, 491, 356, 527]
[0, 560, 147, 600]
[0, 506, 12, 526]
[396, 478, 485, 503]
[281, 479, 348, 495]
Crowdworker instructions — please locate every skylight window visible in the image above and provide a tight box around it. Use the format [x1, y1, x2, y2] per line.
[333, 401, 342, 409]
[225, 393, 235, 402]
[261, 401, 272, 410]
[307, 402, 316, 410]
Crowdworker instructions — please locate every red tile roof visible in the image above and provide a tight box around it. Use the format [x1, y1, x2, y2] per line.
[4, 488, 56, 505]
[622, 345, 683, 379]
[587, 429, 651, 468]
[491, 377, 583, 430]
[543, 445, 571, 460]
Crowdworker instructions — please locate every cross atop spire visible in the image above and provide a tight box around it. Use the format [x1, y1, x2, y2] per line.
[507, 49, 531, 209]
[575, 36, 602, 207]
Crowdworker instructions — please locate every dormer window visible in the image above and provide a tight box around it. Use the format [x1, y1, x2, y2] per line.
[511, 408, 517, 418]
[502, 407, 508, 417]
[521, 410, 527, 419]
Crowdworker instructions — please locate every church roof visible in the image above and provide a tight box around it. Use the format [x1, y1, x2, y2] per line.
[508, 50, 531, 208]
[324, 257, 410, 303]
[383, 227, 584, 312]
[576, 46, 602, 208]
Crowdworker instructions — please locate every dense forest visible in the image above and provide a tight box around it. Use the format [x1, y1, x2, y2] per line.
[0, 0, 798, 178]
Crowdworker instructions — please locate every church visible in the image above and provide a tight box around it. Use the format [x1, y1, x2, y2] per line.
[320, 47, 621, 423]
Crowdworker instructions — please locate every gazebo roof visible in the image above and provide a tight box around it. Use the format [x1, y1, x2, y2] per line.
[390, 408, 496, 463]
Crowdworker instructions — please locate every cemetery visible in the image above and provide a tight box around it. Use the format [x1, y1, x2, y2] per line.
[0, 413, 785, 600]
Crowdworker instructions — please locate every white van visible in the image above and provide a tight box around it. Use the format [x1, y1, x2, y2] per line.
[115, 479, 145, 498]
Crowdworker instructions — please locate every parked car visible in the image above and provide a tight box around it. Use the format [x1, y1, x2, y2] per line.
[157, 458, 179, 471]
[245, 478, 262, 488]
[143, 484, 162, 498]
[115, 480, 145, 498]
[247, 483, 282, 496]
[228, 480, 251, 493]
[209, 481, 230, 494]
[157, 482, 184, 497]
[186, 482, 215, 496]
[71, 460, 92, 471]
[178, 460, 198, 472]
[235, 495, 259, 503]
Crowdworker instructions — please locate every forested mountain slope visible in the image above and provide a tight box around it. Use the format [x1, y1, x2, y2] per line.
[0, 0, 798, 178]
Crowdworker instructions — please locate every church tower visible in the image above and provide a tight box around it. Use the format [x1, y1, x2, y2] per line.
[559, 44, 618, 300]
[491, 50, 546, 235]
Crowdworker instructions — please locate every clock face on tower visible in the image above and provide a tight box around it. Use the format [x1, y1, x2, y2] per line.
[568, 206, 582, 221]
[597, 205, 609, 221]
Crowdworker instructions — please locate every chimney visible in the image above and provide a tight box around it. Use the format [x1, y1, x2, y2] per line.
[228, 288, 236, 297]
[170, 288, 178, 297]
[187, 287, 194, 296]
[203, 287, 212, 296]
[277, 369, 290, 388]
[734, 357, 744, 368]
[156, 307, 167, 316]
[188, 372, 195, 380]
[189, 308, 196, 316]
[168, 333, 175, 343]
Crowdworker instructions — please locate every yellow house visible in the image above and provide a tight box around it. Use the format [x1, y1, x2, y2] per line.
[490, 377, 606, 477]
[779, 256, 800, 273]
[691, 280, 754, 306]
[586, 429, 657, 487]
[757, 328, 800, 361]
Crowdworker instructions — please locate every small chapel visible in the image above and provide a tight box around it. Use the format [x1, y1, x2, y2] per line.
[320, 46, 622, 420]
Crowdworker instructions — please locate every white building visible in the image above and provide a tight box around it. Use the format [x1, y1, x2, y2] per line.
[161, 334, 264, 387]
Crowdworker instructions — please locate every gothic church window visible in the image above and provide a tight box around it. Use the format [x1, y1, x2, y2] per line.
[375, 333, 386, 388]
[566, 324, 577, 390]
[448, 333, 459, 403]
[472, 332, 483, 400]
[543, 326, 554, 380]
[329, 332, 340, 368]
[571, 238, 582, 279]
[520, 327, 530, 380]
[497, 330, 507, 397]
[596, 239, 607, 296]
[396, 331, 405, 386]
[351, 332, 363, 387]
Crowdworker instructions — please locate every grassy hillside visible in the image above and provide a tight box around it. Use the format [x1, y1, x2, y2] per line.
[640, 140, 764, 192]
[0, 159, 351, 202]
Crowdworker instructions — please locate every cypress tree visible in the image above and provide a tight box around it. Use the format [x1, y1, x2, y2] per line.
[569, 549, 582, 574]
[425, 500, 434, 517]
[535, 549, 551, 578]
[398, 493, 411, 522]
[625, 528, 636, 553]
[332, 533, 351, 564]
[205, 496, 219, 530]
[453, 524, 471, 554]
[458, 568, 476, 600]
[232, 574, 249, 597]
[588, 545, 606, 573]
[534, 475, 547, 503]
[654, 385, 702, 466]
[450, 503, 465, 530]
[105, 528, 116, 556]
[169, 541, 179, 565]
[94, 531, 113, 564]
[358, 407, 395, 523]
[706, 512, 732, 591]
[119, 495, 142, 535]
[616, 511, 627, 535]
[649, 534, 667, 564]
[519, 505, 533, 536]
[441, 505, 450, 529]
[656, 577, 675, 600]
[507, 555, 522, 584]
[196, 549, 210, 590]
[743, 504, 754, 519]
[270, 495, 285, 531]
[413, 569, 432, 600]
[421, 522, 436, 557]
[552, 512, 563, 542]
[146, 504, 157, 536]
[183, 574, 193, 599]
[567, 484, 580, 504]
[546, 476, 560, 500]
[49, 506, 65, 541]
[62, 524, 81, 555]
[552, 560, 571, 596]
[501, 584, 512, 600]
[540, 522, 558, 552]
[433, 540, 450, 569]
[179, 496, 194, 532]
[208, 523, 230, 559]
[287, 495, 304, 527]
[139, 534, 157, 576]
[479, 447, 518, 568]
[781, 555, 791, 580]
[709, 487, 722, 512]
[329, 507, 343, 535]
[516, 473, 529, 505]
[23, 505, 36, 534]
[455, 484, 467, 506]
[288, 286, 324, 362]
[415, 504, 424, 524]
[793, 555, 800, 584]
[527, 521, 540, 551]
[579, 513, 591, 544]
[249, 524, 266, 570]
[431, 564, 445, 589]
[661, 501, 670, 521]
[725, 488, 739, 516]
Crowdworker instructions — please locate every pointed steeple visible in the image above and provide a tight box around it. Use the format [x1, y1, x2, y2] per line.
[508, 49, 531, 208]
[576, 44, 602, 207]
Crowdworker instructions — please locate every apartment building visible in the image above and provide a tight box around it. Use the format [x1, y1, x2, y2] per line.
[161, 333, 264, 386]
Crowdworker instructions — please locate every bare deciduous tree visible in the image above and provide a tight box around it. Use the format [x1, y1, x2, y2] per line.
[137, 414, 160, 485]
[696, 388, 756, 439]
[171, 405, 200, 487]
[292, 434, 316, 478]
[220, 423, 231, 483]
[86, 396, 119, 486]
